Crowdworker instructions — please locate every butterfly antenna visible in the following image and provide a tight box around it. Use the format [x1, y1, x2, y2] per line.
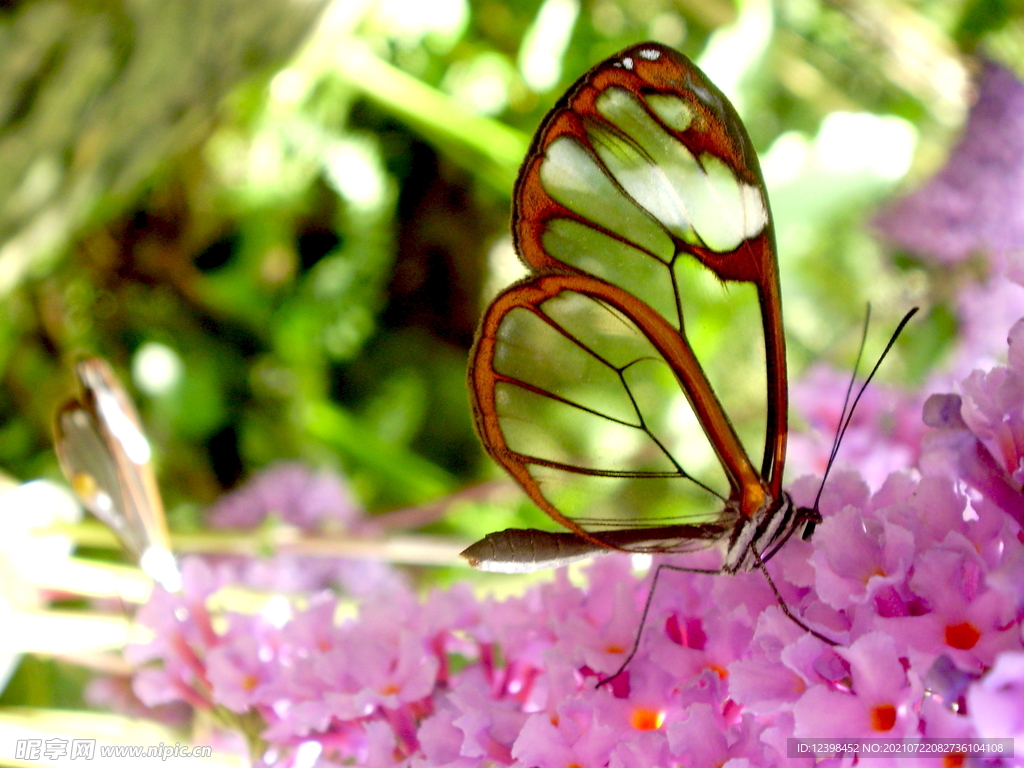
[814, 304, 872, 504]
[811, 306, 919, 510]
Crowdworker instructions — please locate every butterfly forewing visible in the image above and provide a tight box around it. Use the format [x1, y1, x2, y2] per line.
[515, 43, 786, 487]
[54, 358, 178, 590]
[55, 401, 145, 553]
[467, 43, 790, 569]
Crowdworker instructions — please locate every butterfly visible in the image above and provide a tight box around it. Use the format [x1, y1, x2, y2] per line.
[462, 42, 821, 581]
[54, 357, 181, 593]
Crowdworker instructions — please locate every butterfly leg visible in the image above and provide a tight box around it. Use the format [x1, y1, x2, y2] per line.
[750, 546, 838, 646]
[596, 562, 721, 688]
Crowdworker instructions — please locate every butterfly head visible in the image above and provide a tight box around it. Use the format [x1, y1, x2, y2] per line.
[798, 507, 821, 541]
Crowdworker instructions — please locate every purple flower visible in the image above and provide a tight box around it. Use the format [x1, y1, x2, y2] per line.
[920, 320, 1024, 528]
[208, 462, 362, 532]
[882, 546, 1021, 674]
[788, 365, 925, 490]
[666, 701, 765, 765]
[874, 61, 1024, 269]
[204, 462, 404, 596]
[128, 558, 224, 710]
[967, 652, 1024, 763]
[206, 626, 268, 713]
[511, 694, 621, 768]
[874, 61, 1024, 376]
[791, 632, 922, 739]
[806, 479, 915, 612]
[960, 319, 1024, 483]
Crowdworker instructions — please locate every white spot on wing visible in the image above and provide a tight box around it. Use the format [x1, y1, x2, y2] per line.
[621, 56, 633, 70]
[639, 48, 661, 60]
[94, 490, 114, 514]
[96, 389, 152, 465]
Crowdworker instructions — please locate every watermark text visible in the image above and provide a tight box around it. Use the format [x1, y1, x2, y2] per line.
[788, 738, 1013, 758]
[15, 738, 213, 761]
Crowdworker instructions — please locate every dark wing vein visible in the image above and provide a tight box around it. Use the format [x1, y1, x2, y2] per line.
[507, 452, 684, 478]
[493, 371, 640, 429]
[498, 298, 727, 503]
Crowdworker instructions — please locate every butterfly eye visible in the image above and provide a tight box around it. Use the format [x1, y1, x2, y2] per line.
[54, 358, 180, 593]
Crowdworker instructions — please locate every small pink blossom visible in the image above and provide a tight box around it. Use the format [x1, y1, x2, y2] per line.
[792, 632, 922, 740]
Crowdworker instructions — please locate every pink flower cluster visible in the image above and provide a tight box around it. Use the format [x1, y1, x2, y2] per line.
[128, 318, 1024, 765]
[787, 364, 927, 491]
[204, 462, 405, 597]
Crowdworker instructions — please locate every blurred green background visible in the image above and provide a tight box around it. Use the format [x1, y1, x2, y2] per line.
[0, 0, 1020, 567]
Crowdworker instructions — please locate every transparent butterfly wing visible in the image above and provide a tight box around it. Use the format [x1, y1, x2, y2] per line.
[466, 44, 790, 569]
[54, 358, 179, 590]
[471, 272, 750, 554]
[55, 400, 146, 555]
